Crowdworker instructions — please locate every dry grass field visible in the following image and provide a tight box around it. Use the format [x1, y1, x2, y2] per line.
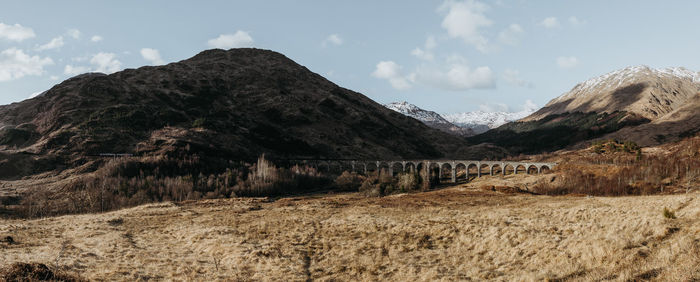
[2, 175, 700, 281]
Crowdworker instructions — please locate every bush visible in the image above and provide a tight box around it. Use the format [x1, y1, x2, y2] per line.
[359, 172, 380, 197]
[663, 207, 677, 219]
[0, 262, 82, 281]
[15, 154, 332, 218]
[334, 171, 365, 191]
[397, 173, 419, 192]
[192, 118, 206, 128]
[534, 136, 700, 196]
[357, 170, 425, 197]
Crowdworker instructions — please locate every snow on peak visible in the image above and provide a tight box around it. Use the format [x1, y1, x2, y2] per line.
[443, 108, 535, 133]
[386, 101, 539, 134]
[559, 65, 700, 102]
[385, 101, 450, 124]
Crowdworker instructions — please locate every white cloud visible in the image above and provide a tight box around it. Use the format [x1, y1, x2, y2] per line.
[371, 61, 412, 90]
[207, 31, 254, 49]
[36, 36, 64, 51]
[91, 35, 103, 42]
[498, 24, 524, 45]
[568, 16, 587, 26]
[539, 17, 560, 29]
[140, 48, 164, 65]
[414, 63, 495, 91]
[411, 36, 437, 61]
[90, 52, 121, 73]
[0, 48, 54, 81]
[556, 56, 579, 69]
[478, 99, 538, 113]
[0, 23, 35, 42]
[322, 34, 343, 47]
[502, 68, 533, 87]
[71, 55, 89, 62]
[63, 65, 90, 76]
[64, 52, 123, 76]
[67, 29, 81, 39]
[439, 0, 492, 52]
[50, 75, 59, 80]
[522, 99, 538, 112]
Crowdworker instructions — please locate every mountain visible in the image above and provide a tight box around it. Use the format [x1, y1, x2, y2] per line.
[444, 109, 535, 134]
[384, 101, 474, 136]
[523, 66, 700, 122]
[0, 48, 499, 179]
[469, 66, 700, 153]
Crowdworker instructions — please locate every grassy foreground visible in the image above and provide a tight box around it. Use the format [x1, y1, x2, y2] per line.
[1, 180, 700, 281]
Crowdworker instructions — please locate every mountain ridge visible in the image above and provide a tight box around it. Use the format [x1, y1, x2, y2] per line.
[523, 65, 700, 122]
[0, 48, 502, 179]
[469, 65, 700, 153]
[444, 109, 535, 134]
[384, 101, 474, 136]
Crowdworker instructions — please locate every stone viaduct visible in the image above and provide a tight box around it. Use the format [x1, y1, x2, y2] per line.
[285, 159, 557, 184]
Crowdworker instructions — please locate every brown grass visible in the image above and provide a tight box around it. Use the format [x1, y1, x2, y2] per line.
[2, 186, 700, 281]
[533, 137, 700, 196]
[0, 262, 83, 281]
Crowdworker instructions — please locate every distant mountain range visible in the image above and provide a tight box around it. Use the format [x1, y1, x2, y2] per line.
[384, 102, 475, 136]
[1, 46, 699, 180]
[385, 101, 535, 135]
[443, 109, 535, 134]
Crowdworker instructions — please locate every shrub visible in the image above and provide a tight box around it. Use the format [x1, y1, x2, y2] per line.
[663, 207, 677, 219]
[334, 171, 365, 191]
[0, 262, 82, 281]
[15, 154, 331, 218]
[359, 172, 380, 197]
[534, 136, 700, 196]
[192, 118, 206, 128]
[397, 173, 419, 192]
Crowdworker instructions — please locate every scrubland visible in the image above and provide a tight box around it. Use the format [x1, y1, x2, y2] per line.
[2, 137, 699, 280]
[2, 177, 700, 281]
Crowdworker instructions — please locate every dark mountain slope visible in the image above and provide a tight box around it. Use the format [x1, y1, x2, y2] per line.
[0, 49, 488, 178]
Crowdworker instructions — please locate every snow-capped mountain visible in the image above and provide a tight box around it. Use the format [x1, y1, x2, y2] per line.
[385, 101, 451, 124]
[385, 101, 475, 136]
[443, 109, 535, 134]
[524, 65, 700, 121]
[518, 65, 700, 146]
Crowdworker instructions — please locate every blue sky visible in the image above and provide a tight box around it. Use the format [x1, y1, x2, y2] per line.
[1, 1, 700, 114]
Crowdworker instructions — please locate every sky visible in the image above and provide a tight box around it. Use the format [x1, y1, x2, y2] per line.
[1, 1, 700, 115]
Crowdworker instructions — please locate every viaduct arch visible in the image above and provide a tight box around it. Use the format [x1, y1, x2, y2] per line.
[285, 159, 556, 184]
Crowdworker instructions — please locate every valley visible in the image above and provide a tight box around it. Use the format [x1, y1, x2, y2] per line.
[2, 177, 699, 281]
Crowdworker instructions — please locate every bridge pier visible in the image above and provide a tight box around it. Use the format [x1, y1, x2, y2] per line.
[283, 159, 556, 183]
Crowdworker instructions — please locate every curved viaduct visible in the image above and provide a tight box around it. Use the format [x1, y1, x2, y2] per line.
[286, 160, 556, 184]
